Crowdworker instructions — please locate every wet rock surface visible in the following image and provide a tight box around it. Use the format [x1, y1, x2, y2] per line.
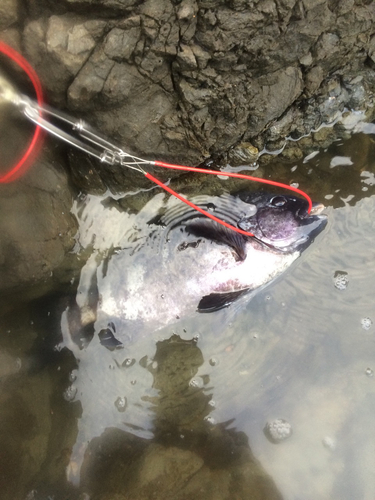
[0, 0, 374, 191]
[0, 145, 78, 304]
[80, 432, 284, 500]
[0, 303, 79, 500]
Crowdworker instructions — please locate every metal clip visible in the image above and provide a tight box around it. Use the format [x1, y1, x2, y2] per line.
[100, 149, 119, 165]
[0, 70, 151, 174]
[26, 101, 151, 172]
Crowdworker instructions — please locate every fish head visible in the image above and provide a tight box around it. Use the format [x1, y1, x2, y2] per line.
[237, 192, 327, 252]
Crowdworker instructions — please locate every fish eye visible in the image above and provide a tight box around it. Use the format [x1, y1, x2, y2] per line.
[270, 196, 286, 207]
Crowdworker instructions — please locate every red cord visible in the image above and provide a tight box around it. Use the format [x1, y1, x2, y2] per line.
[146, 172, 256, 237]
[0, 41, 44, 183]
[154, 161, 312, 214]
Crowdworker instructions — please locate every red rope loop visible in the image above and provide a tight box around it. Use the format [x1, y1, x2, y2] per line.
[0, 41, 44, 183]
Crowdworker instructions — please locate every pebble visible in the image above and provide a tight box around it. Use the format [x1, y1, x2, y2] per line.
[264, 418, 293, 443]
[333, 271, 349, 290]
[361, 317, 373, 331]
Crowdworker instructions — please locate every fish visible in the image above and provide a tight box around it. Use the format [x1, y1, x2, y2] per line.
[66, 191, 327, 350]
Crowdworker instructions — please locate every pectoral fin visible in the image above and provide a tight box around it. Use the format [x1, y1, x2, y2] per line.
[198, 289, 249, 312]
[99, 328, 123, 351]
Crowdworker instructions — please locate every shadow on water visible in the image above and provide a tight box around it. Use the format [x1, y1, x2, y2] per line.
[78, 336, 283, 500]
[1, 128, 375, 499]
[0, 299, 283, 500]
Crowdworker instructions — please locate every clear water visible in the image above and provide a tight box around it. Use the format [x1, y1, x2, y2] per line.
[1, 124, 375, 499]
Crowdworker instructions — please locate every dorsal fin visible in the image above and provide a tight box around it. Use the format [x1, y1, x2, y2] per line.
[186, 220, 247, 260]
[198, 289, 249, 312]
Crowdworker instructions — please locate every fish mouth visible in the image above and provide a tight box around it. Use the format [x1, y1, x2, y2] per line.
[286, 201, 327, 252]
[300, 202, 327, 222]
[309, 202, 325, 216]
[297, 202, 327, 251]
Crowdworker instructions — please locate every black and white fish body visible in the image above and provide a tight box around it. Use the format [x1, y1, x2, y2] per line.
[69, 192, 327, 349]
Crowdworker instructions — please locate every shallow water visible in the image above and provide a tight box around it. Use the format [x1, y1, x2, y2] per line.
[1, 124, 375, 499]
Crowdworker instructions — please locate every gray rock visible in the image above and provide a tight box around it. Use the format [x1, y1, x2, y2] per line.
[66, 0, 138, 10]
[0, 0, 18, 31]
[228, 142, 259, 166]
[0, 145, 78, 302]
[305, 65, 324, 96]
[1, 0, 373, 190]
[103, 26, 140, 63]
[1, 2, 374, 194]
[23, 15, 107, 105]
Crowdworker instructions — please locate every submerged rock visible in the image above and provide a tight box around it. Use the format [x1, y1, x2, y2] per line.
[0, 0, 18, 31]
[0, 147, 79, 305]
[76, 336, 284, 500]
[264, 418, 293, 444]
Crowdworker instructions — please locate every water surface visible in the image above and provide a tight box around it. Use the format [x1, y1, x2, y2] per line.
[1, 124, 375, 500]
